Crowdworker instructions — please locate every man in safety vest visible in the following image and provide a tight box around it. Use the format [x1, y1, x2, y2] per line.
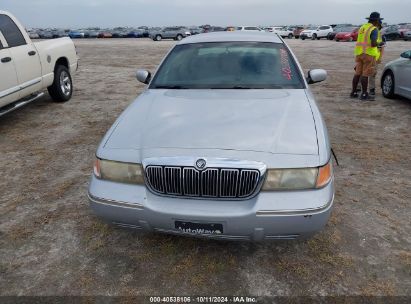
[350, 12, 385, 101]
[369, 22, 386, 97]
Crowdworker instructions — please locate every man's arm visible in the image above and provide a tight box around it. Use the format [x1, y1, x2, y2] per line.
[370, 28, 378, 47]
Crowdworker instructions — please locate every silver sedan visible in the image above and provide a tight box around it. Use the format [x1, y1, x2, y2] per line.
[88, 32, 334, 241]
[381, 50, 411, 100]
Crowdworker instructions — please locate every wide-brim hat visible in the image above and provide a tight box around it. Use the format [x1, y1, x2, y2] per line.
[366, 12, 384, 21]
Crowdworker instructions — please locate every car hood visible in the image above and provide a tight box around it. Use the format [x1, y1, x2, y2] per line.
[104, 89, 319, 155]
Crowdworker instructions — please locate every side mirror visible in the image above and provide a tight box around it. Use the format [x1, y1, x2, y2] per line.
[136, 69, 151, 84]
[400, 51, 411, 59]
[307, 69, 327, 84]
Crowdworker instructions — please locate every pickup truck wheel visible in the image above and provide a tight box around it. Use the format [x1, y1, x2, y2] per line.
[288, 33, 293, 39]
[48, 65, 73, 102]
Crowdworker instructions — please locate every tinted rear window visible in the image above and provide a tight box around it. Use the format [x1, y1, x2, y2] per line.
[0, 14, 26, 48]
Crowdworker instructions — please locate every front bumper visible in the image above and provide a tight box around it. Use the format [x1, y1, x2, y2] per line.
[88, 175, 334, 241]
[300, 33, 312, 39]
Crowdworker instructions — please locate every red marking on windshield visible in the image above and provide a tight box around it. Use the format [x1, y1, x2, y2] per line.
[280, 48, 293, 80]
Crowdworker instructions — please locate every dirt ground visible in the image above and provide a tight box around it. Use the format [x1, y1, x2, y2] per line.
[0, 38, 410, 297]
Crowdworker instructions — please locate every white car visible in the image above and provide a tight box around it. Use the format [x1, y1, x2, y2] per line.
[0, 11, 78, 116]
[236, 26, 264, 32]
[381, 50, 411, 100]
[266, 27, 294, 38]
[300, 25, 333, 40]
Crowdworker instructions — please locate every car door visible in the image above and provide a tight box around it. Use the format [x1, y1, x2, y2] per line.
[0, 30, 20, 108]
[396, 51, 411, 99]
[0, 14, 42, 99]
[163, 28, 173, 39]
[318, 26, 327, 38]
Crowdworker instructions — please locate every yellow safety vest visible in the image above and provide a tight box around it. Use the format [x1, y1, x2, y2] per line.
[376, 31, 383, 61]
[355, 23, 379, 58]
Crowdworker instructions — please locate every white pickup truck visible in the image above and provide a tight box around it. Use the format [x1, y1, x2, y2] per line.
[0, 11, 78, 116]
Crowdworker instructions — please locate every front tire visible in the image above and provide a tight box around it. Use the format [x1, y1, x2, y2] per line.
[312, 33, 317, 40]
[47, 65, 73, 102]
[382, 71, 396, 99]
[301, 37, 305, 40]
[155, 35, 162, 41]
[288, 33, 293, 39]
[176, 34, 183, 41]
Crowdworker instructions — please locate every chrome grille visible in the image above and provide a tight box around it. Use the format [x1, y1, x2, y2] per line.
[145, 166, 260, 199]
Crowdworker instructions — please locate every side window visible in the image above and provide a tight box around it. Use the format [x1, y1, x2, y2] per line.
[0, 14, 26, 48]
[0, 40, 3, 49]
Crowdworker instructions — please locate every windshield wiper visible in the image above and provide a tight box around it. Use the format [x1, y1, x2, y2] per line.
[153, 85, 188, 89]
[210, 86, 253, 89]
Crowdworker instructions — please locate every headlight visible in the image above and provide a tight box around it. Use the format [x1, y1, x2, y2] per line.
[94, 159, 144, 184]
[262, 162, 332, 191]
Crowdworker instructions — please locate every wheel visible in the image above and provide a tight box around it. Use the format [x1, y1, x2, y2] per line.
[301, 37, 305, 40]
[176, 34, 183, 41]
[47, 65, 73, 102]
[288, 33, 293, 39]
[381, 71, 395, 99]
[336, 39, 340, 42]
[155, 35, 162, 41]
[348, 37, 353, 42]
[312, 34, 317, 40]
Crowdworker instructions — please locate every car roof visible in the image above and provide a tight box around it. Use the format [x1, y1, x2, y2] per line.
[178, 32, 283, 45]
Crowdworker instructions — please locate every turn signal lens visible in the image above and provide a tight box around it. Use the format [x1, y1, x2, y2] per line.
[93, 159, 101, 178]
[316, 162, 333, 188]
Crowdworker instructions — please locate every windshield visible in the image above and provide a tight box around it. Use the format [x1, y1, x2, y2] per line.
[150, 42, 304, 89]
[306, 27, 317, 30]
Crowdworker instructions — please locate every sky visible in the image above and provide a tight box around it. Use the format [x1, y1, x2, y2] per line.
[1, 0, 410, 28]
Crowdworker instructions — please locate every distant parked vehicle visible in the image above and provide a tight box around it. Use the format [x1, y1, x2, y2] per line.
[38, 30, 53, 39]
[84, 30, 98, 38]
[335, 27, 359, 42]
[236, 26, 264, 32]
[68, 31, 85, 39]
[300, 25, 333, 40]
[382, 25, 402, 41]
[398, 24, 411, 40]
[404, 31, 411, 41]
[203, 26, 225, 33]
[27, 31, 40, 39]
[126, 30, 144, 38]
[327, 25, 354, 40]
[189, 26, 202, 35]
[265, 26, 283, 33]
[381, 50, 411, 100]
[52, 30, 68, 39]
[150, 27, 189, 41]
[225, 26, 236, 32]
[293, 26, 305, 39]
[98, 32, 113, 38]
[277, 27, 294, 38]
